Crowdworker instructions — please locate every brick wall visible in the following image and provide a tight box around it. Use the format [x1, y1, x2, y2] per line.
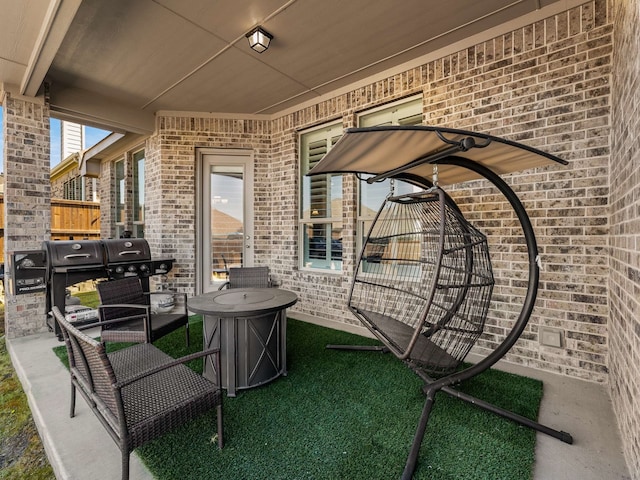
[151, 2, 613, 383]
[269, 0, 613, 382]
[2, 93, 51, 337]
[50, 169, 69, 198]
[147, 115, 271, 293]
[429, 2, 613, 381]
[610, 0, 640, 476]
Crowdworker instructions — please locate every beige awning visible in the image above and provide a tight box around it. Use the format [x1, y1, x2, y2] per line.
[307, 126, 568, 186]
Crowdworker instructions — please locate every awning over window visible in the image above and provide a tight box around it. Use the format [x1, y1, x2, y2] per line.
[307, 126, 568, 186]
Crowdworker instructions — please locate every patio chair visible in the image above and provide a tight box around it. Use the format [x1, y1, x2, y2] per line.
[51, 306, 224, 480]
[342, 187, 495, 375]
[312, 126, 574, 479]
[329, 184, 574, 478]
[218, 266, 271, 290]
[96, 276, 189, 346]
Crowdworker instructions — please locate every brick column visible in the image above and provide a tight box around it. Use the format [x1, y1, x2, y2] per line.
[2, 92, 51, 338]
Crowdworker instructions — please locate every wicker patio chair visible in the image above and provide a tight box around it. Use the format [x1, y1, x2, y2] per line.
[344, 187, 495, 375]
[52, 306, 224, 480]
[218, 266, 271, 290]
[96, 276, 189, 346]
[312, 126, 574, 479]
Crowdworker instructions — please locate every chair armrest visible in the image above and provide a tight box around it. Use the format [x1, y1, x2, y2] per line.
[98, 303, 151, 319]
[75, 316, 148, 331]
[113, 348, 221, 389]
[96, 304, 152, 338]
[99, 303, 151, 312]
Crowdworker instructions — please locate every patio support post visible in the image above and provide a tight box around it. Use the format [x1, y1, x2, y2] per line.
[1, 89, 52, 338]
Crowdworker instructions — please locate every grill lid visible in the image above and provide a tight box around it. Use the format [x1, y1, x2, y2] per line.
[43, 240, 105, 268]
[102, 238, 151, 263]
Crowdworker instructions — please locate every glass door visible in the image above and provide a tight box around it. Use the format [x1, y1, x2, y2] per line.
[198, 150, 254, 293]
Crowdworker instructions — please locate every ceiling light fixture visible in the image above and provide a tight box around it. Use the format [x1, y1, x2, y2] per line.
[246, 26, 273, 53]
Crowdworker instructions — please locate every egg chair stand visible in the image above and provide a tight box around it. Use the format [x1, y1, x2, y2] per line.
[310, 126, 574, 480]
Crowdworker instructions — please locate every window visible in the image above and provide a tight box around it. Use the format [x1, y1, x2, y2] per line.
[114, 148, 145, 239]
[132, 149, 145, 238]
[63, 176, 83, 200]
[299, 122, 343, 270]
[115, 159, 126, 238]
[357, 98, 423, 271]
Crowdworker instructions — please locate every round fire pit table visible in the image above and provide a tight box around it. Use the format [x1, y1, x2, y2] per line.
[189, 288, 298, 397]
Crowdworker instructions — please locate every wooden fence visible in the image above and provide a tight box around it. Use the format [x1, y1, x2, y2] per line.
[0, 196, 101, 263]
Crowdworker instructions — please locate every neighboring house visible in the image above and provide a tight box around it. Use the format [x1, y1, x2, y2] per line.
[50, 152, 98, 202]
[50, 121, 99, 202]
[0, 122, 100, 265]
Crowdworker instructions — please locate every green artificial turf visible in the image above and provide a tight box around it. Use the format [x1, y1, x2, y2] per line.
[54, 317, 542, 480]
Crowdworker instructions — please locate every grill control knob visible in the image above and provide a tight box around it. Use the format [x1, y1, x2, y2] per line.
[139, 264, 148, 272]
[128, 265, 137, 272]
[116, 266, 124, 273]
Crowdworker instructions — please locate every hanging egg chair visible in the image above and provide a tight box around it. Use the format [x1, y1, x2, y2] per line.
[309, 125, 574, 480]
[350, 186, 494, 375]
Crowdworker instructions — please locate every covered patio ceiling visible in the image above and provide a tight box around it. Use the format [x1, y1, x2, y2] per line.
[1, 0, 572, 134]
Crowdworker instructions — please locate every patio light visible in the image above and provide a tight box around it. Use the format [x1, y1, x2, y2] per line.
[246, 26, 273, 53]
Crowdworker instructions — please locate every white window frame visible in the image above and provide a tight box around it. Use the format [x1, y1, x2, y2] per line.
[356, 97, 423, 258]
[114, 145, 146, 239]
[132, 148, 145, 238]
[299, 121, 344, 271]
[115, 157, 126, 238]
[63, 176, 82, 200]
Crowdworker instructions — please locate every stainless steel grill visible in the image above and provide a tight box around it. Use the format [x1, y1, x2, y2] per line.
[102, 238, 152, 279]
[43, 240, 106, 338]
[43, 238, 175, 339]
[44, 240, 105, 271]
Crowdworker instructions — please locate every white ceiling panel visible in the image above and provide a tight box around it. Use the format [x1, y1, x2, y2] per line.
[0, 0, 577, 130]
[148, 48, 309, 113]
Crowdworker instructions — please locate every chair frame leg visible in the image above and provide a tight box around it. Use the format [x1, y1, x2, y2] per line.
[70, 382, 76, 418]
[217, 404, 224, 449]
[438, 383, 573, 443]
[121, 450, 130, 480]
[401, 388, 437, 480]
[399, 377, 574, 480]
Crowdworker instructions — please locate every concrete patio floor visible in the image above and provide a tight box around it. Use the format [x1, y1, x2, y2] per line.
[7, 325, 631, 480]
